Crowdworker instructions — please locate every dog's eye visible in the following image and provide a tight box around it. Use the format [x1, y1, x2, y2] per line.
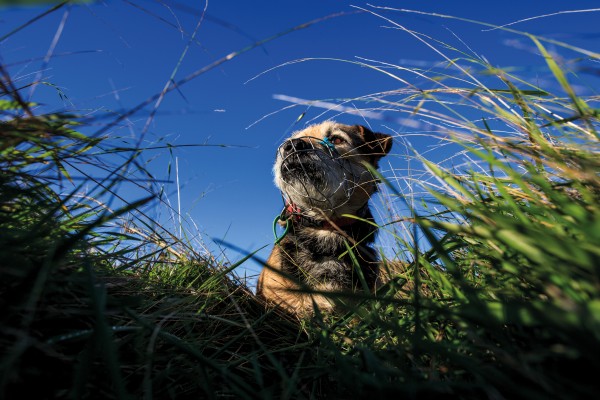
[331, 136, 346, 145]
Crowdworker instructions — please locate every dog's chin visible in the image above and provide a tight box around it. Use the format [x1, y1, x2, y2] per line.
[275, 165, 348, 215]
[276, 177, 338, 210]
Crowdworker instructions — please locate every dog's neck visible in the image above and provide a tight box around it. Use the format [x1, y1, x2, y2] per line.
[282, 201, 369, 231]
[277, 200, 379, 291]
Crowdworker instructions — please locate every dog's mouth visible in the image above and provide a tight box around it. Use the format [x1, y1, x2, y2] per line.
[280, 150, 329, 187]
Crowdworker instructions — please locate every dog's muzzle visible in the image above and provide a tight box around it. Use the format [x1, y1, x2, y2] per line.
[281, 137, 313, 155]
[277, 137, 338, 184]
[279, 137, 336, 158]
[275, 136, 357, 213]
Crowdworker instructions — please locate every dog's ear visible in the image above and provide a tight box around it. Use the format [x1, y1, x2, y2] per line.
[355, 125, 393, 160]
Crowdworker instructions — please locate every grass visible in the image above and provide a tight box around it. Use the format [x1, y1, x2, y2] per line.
[1, 4, 600, 399]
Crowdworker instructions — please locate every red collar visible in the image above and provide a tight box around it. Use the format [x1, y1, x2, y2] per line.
[282, 202, 360, 230]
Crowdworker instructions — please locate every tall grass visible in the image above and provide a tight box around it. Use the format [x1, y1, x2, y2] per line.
[281, 8, 600, 398]
[1, 3, 599, 399]
[0, 49, 310, 398]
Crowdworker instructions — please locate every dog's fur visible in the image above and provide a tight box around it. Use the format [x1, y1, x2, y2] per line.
[256, 121, 392, 317]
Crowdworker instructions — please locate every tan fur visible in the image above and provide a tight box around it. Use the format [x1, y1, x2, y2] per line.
[257, 246, 336, 317]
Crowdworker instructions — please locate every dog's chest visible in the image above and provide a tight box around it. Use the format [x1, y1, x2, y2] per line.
[280, 227, 378, 290]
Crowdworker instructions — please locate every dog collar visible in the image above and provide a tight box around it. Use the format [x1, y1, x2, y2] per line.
[280, 201, 366, 230]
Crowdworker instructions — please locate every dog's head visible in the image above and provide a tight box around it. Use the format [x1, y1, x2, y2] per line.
[274, 121, 393, 219]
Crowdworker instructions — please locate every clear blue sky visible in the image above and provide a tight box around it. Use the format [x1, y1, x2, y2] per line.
[2, 0, 598, 284]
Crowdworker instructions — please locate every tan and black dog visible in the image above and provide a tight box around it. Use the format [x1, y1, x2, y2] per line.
[256, 121, 393, 317]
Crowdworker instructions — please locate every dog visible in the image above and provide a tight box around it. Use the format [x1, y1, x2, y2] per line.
[256, 121, 393, 317]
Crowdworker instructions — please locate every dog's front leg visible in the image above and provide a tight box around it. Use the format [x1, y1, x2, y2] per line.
[257, 264, 335, 317]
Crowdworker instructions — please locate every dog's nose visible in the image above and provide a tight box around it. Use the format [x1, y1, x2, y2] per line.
[282, 138, 310, 155]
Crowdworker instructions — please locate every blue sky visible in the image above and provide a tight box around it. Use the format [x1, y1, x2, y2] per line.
[2, 0, 598, 284]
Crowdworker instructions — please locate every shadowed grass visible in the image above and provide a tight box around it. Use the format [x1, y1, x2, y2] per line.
[260, 7, 599, 398]
[0, 61, 317, 399]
